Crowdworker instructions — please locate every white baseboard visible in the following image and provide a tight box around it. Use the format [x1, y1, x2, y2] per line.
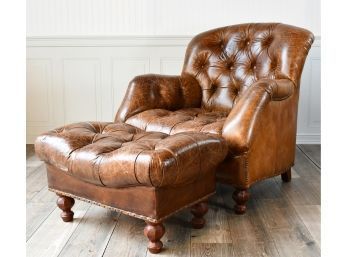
[296, 134, 321, 144]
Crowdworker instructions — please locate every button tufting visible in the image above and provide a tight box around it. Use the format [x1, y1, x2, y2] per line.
[263, 36, 273, 46]
[233, 87, 239, 94]
[177, 23, 314, 115]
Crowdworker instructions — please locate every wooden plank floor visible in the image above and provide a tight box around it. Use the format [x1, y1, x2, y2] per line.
[26, 144, 321, 257]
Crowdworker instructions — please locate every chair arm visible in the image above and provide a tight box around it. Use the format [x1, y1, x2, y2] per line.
[115, 74, 201, 122]
[222, 78, 295, 154]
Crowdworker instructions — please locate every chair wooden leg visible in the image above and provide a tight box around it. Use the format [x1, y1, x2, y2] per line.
[56, 193, 75, 222]
[144, 221, 165, 254]
[233, 189, 250, 215]
[281, 168, 292, 182]
[191, 201, 209, 229]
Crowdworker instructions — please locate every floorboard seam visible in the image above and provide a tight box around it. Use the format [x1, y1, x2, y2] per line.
[297, 145, 321, 170]
[100, 213, 121, 257]
[56, 204, 92, 257]
[26, 162, 44, 178]
[26, 205, 57, 242]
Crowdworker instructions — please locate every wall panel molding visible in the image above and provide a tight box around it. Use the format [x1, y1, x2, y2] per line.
[27, 35, 321, 47]
[26, 36, 192, 47]
[112, 57, 150, 114]
[297, 37, 321, 143]
[27, 59, 53, 124]
[27, 0, 320, 36]
[26, 36, 321, 144]
[160, 57, 183, 75]
[62, 58, 102, 123]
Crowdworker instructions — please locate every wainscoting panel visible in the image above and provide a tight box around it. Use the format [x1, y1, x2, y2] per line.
[112, 57, 150, 115]
[26, 36, 321, 144]
[63, 59, 102, 123]
[297, 39, 321, 143]
[160, 57, 184, 75]
[27, 59, 53, 124]
[27, 0, 320, 36]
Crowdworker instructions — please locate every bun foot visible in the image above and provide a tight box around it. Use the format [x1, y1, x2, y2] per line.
[233, 189, 249, 215]
[144, 222, 165, 254]
[191, 201, 208, 229]
[281, 168, 292, 182]
[56, 194, 75, 222]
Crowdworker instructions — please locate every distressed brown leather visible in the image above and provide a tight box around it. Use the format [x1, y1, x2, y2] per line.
[126, 108, 227, 135]
[35, 122, 228, 189]
[115, 23, 314, 188]
[116, 74, 202, 122]
[46, 164, 217, 222]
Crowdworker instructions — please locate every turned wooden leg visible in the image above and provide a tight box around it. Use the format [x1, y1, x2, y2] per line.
[233, 189, 250, 215]
[191, 201, 209, 229]
[281, 168, 292, 182]
[144, 222, 165, 254]
[56, 194, 75, 222]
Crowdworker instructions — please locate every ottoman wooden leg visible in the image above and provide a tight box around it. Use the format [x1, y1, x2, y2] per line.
[281, 168, 292, 182]
[56, 193, 75, 222]
[144, 221, 165, 254]
[191, 201, 208, 229]
[233, 189, 250, 215]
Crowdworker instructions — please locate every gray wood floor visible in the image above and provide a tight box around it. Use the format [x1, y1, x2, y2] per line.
[26, 144, 321, 257]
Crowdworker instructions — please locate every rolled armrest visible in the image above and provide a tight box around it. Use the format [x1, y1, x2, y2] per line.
[115, 74, 201, 122]
[222, 78, 295, 154]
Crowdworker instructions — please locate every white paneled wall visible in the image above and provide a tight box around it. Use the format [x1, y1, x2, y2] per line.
[297, 42, 321, 143]
[26, 36, 321, 143]
[27, 0, 320, 143]
[27, 0, 320, 36]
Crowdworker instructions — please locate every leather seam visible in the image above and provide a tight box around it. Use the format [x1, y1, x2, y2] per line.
[143, 112, 172, 131]
[148, 153, 156, 187]
[133, 149, 147, 186]
[95, 155, 106, 186]
[168, 117, 195, 135]
[155, 148, 179, 188]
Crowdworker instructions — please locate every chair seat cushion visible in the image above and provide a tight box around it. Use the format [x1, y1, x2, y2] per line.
[35, 122, 227, 189]
[125, 108, 227, 135]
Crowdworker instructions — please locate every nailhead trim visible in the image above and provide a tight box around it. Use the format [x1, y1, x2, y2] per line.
[49, 187, 214, 223]
[225, 165, 294, 189]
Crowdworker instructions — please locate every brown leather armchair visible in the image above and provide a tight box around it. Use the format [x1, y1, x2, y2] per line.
[115, 23, 314, 214]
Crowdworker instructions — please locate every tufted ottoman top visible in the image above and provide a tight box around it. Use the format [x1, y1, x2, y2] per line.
[35, 122, 228, 189]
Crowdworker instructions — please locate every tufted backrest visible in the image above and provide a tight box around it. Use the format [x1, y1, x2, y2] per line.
[181, 23, 314, 113]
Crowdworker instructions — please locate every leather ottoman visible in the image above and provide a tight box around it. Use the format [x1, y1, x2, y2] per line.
[35, 122, 227, 253]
